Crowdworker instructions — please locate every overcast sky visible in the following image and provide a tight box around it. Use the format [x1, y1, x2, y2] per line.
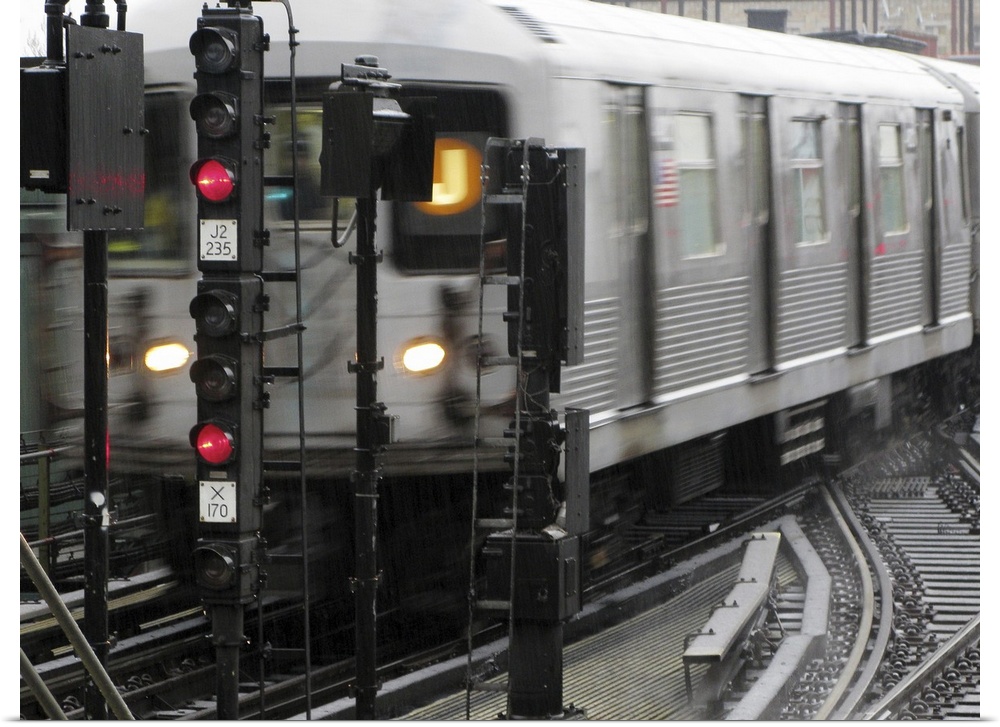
[21, 0, 162, 54]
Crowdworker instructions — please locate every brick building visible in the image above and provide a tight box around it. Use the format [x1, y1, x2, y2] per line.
[596, 0, 979, 58]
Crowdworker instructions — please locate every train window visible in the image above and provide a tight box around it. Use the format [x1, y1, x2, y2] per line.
[844, 119, 862, 217]
[878, 124, 907, 234]
[391, 87, 508, 274]
[605, 92, 650, 240]
[918, 117, 933, 214]
[108, 92, 189, 276]
[264, 106, 337, 224]
[675, 113, 720, 257]
[751, 114, 771, 225]
[789, 119, 827, 245]
[957, 127, 970, 224]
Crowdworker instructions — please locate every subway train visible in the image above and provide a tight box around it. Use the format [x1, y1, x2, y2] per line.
[21, 0, 979, 631]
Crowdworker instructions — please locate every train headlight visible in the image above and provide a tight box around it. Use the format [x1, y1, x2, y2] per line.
[398, 338, 447, 375]
[144, 342, 193, 373]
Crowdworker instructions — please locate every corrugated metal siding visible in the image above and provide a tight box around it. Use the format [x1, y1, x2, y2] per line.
[652, 277, 750, 395]
[560, 296, 621, 414]
[669, 434, 726, 505]
[939, 242, 972, 319]
[869, 249, 925, 337]
[775, 261, 848, 362]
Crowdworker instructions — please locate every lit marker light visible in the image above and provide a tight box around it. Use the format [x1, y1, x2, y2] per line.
[192, 422, 235, 465]
[400, 339, 447, 374]
[144, 342, 192, 373]
[414, 138, 482, 216]
[191, 158, 236, 202]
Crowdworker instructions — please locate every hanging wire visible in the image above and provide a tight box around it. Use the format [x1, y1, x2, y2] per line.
[465, 144, 491, 721]
[503, 140, 532, 720]
[252, 0, 312, 718]
[465, 140, 532, 719]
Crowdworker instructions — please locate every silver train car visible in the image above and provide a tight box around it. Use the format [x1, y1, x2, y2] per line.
[28, 0, 979, 512]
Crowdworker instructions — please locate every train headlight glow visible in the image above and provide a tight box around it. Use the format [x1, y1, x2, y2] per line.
[399, 339, 447, 375]
[144, 342, 192, 373]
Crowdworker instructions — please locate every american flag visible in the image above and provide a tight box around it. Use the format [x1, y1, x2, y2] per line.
[654, 156, 679, 208]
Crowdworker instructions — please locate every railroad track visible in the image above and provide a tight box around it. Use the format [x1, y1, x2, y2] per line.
[398, 407, 980, 720]
[20, 409, 979, 720]
[834, 409, 980, 719]
[727, 406, 980, 721]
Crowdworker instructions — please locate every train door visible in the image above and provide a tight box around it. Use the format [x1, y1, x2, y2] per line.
[935, 106, 974, 324]
[768, 98, 850, 366]
[839, 103, 866, 348]
[604, 84, 652, 410]
[647, 87, 751, 397]
[917, 108, 938, 327]
[740, 95, 774, 374]
[863, 105, 926, 340]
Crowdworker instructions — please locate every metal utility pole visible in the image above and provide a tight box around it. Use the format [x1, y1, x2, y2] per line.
[351, 188, 383, 720]
[477, 139, 588, 720]
[22, 0, 143, 717]
[319, 56, 435, 720]
[78, 4, 111, 719]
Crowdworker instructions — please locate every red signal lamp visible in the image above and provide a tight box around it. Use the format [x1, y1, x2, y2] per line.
[191, 421, 236, 465]
[191, 158, 237, 202]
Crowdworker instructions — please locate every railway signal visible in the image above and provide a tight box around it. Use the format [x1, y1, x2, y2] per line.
[189, 6, 267, 272]
[493, 142, 584, 393]
[188, 276, 264, 602]
[187, 5, 268, 718]
[187, 5, 268, 587]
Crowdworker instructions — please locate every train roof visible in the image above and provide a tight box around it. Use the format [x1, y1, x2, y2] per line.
[130, 0, 964, 108]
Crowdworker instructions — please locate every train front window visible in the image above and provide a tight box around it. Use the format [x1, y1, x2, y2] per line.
[108, 91, 189, 276]
[264, 106, 336, 224]
[392, 87, 508, 274]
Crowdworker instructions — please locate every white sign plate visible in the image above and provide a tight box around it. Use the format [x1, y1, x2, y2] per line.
[199, 219, 238, 261]
[200, 480, 237, 523]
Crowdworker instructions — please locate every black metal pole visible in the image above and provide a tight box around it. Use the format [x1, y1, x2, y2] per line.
[212, 604, 245, 719]
[352, 190, 381, 720]
[82, 234, 110, 722]
[80, 6, 111, 719]
[44, 1, 68, 63]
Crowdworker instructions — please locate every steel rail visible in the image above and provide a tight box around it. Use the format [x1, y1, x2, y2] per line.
[583, 481, 816, 599]
[858, 615, 980, 720]
[812, 483, 884, 719]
